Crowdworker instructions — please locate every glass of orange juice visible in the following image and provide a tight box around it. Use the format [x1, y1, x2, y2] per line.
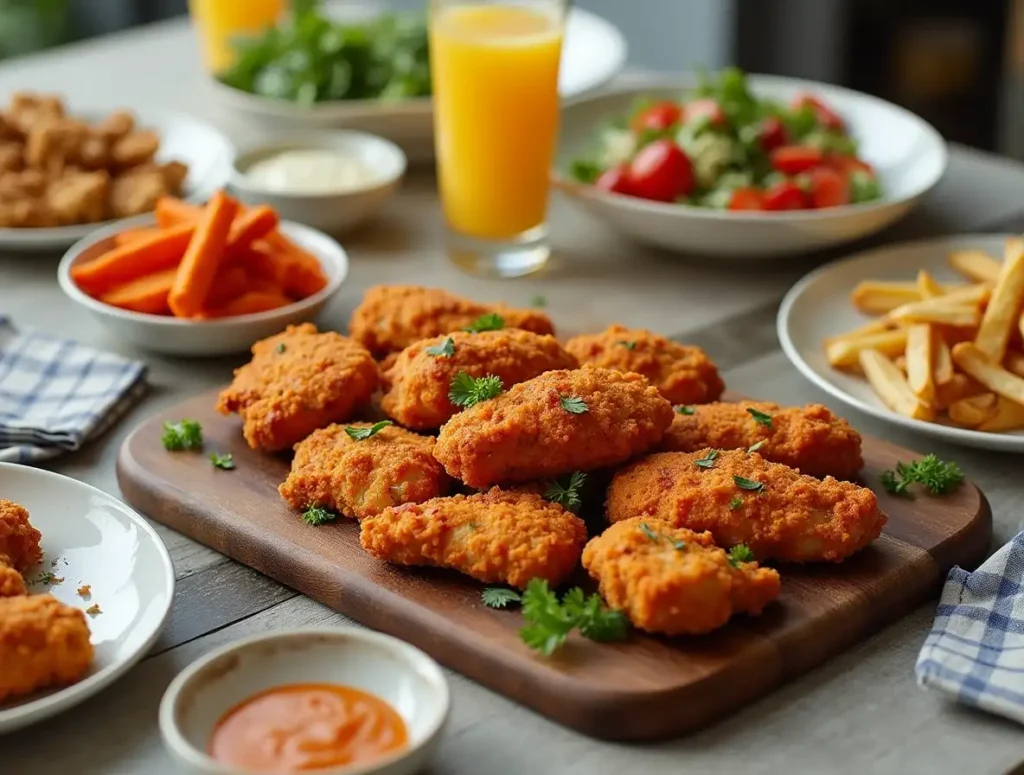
[188, 0, 285, 74]
[429, 0, 567, 277]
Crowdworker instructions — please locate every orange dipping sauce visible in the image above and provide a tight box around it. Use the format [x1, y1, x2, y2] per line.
[208, 683, 408, 773]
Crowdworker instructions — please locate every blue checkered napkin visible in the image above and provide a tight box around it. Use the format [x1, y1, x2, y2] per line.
[0, 316, 146, 463]
[916, 532, 1024, 725]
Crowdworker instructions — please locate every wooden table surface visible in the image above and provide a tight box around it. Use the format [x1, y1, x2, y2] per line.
[3, 17, 1024, 775]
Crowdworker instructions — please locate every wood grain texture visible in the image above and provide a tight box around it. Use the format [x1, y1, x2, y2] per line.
[116, 389, 992, 741]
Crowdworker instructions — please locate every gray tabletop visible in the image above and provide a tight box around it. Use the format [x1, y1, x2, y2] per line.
[3, 17, 1024, 775]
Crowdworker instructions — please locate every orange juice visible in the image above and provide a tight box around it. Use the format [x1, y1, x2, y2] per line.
[430, 4, 564, 240]
[189, 0, 285, 73]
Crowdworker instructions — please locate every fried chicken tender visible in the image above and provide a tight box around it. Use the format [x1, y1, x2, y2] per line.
[348, 285, 555, 356]
[606, 450, 886, 563]
[434, 367, 675, 488]
[217, 324, 379, 452]
[565, 325, 724, 405]
[279, 423, 449, 519]
[0, 594, 94, 703]
[360, 488, 587, 588]
[381, 330, 578, 429]
[582, 518, 781, 635]
[659, 401, 864, 479]
[0, 499, 43, 597]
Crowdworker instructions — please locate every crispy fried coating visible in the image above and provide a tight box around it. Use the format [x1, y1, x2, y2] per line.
[565, 325, 724, 405]
[279, 423, 449, 519]
[217, 324, 379, 452]
[659, 401, 864, 479]
[348, 285, 555, 356]
[0, 500, 43, 597]
[360, 488, 587, 588]
[381, 330, 578, 429]
[434, 367, 675, 488]
[606, 450, 886, 563]
[0, 594, 93, 703]
[582, 518, 780, 635]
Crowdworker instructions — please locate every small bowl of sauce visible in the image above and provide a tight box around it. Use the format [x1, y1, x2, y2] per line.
[159, 628, 448, 775]
[229, 131, 407, 237]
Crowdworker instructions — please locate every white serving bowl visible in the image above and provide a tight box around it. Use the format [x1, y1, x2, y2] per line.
[228, 130, 406, 236]
[553, 75, 948, 259]
[57, 214, 347, 357]
[159, 628, 450, 775]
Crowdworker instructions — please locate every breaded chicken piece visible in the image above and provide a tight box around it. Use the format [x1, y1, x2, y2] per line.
[217, 324, 379, 452]
[381, 330, 578, 429]
[434, 367, 675, 488]
[0, 499, 43, 597]
[606, 450, 886, 563]
[565, 325, 724, 405]
[582, 518, 780, 635]
[348, 285, 555, 356]
[0, 594, 93, 702]
[659, 401, 864, 479]
[360, 488, 586, 588]
[279, 423, 449, 519]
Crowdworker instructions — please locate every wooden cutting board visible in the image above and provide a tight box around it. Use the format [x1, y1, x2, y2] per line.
[116, 389, 992, 741]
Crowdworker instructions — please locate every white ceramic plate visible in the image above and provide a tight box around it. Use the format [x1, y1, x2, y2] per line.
[0, 111, 233, 253]
[778, 233, 1024, 452]
[554, 75, 948, 259]
[0, 464, 175, 733]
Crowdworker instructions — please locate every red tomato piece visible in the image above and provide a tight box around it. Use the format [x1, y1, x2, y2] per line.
[806, 166, 849, 209]
[828, 155, 876, 178]
[728, 188, 766, 211]
[758, 116, 788, 152]
[630, 101, 683, 134]
[770, 145, 825, 175]
[684, 98, 727, 127]
[627, 139, 694, 202]
[763, 181, 809, 211]
[595, 164, 634, 196]
[791, 93, 845, 131]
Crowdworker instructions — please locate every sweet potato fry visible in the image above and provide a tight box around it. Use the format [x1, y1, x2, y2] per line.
[98, 267, 176, 314]
[264, 232, 328, 298]
[168, 191, 238, 318]
[71, 222, 193, 294]
[154, 196, 202, 228]
[226, 205, 278, 253]
[973, 238, 1024, 362]
[234, 242, 285, 284]
[112, 226, 163, 247]
[202, 290, 293, 318]
[205, 264, 250, 308]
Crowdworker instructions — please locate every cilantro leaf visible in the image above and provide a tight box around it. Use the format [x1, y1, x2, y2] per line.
[482, 588, 522, 609]
[671, 538, 687, 551]
[425, 336, 455, 358]
[675, 405, 695, 415]
[729, 496, 743, 510]
[880, 454, 964, 499]
[560, 395, 589, 414]
[733, 475, 764, 492]
[617, 340, 637, 350]
[275, 343, 287, 354]
[209, 452, 235, 470]
[345, 420, 393, 441]
[449, 372, 504, 408]
[161, 419, 203, 451]
[747, 440, 767, 454]
[747, 408, 773, 428]
[463, 313, 504, 333]
[518, 579, 628, 655]
[301, 504, 338, 526]
[727, 544, 755, 567]
[695, 449, 719, 469]
[543, 471, 587, 514]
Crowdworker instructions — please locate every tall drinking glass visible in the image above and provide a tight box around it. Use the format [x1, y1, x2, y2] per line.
[429, 0, 567, 278]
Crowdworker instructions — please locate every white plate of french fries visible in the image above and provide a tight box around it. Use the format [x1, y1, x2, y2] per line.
[778, 234, 1024, 451]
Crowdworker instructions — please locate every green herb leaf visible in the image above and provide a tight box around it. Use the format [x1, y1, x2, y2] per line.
[639, 522, 659, 542]
[733, 475, 764, 492]
[729, 496, 743, 510]
[518, 579, 628, 655]
[671, 538, 687, 551]
[617, 340, 637, 350]
[463, 312, 505, 333]
[543, 471, 587, 514]
[695, 449, 719, 469]
[425, 336, 455, 358]
[209, 452, 235, 470]
[275, 343, 287, 354]
[727, 544, 755, 567]
[569, 158, 603, 184]
[880, 454, 964, 499]
[482, 588, 522, 609]
[302, 504, 338, 526]
[675, 405, 695, 415]
[161, 419, 203, 451]
[560, 395, 589, 414]
[747, 408, 773, 428]
[449, 373, 504, 408]
[345, 420, 393, 441]
[747, 440, 767, 454]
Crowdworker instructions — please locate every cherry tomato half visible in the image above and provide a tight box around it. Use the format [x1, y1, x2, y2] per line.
[627, 139, 694, 202]
[791, 93, 845, 131]
[758, 116, 788, 152]
[770, 145, 825, 175]
[595, 164, 634, 196]
[763, 180, 808, 211]
[630, 101, 683, 134]
[728, 188, 766, 211]
[827, 154, 875, 178]
[684, 98, 727, 127]
[806, 166, 849, 209]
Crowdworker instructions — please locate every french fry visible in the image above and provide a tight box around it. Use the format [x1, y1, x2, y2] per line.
[826, 329, 909, 368]
[890, 302, 980, 328]
[859, 348, 934, 420]
[948, 249, 1002, 283]
[916, 269, 943, 298]
[851, 281, 923, 314]
[893, 354, 908, 373]
[973, 238, 1024, 362]
[947, 393, 998, 428]
[822, 318, 893, 347]
[905, 324, 935, 402]
[977, 396, 1024, 432]
[934, 337, 954, 385]
[1005, 350, 1024, 378]
[933, 372, 987, 410]
[952, 342, 1024, 406]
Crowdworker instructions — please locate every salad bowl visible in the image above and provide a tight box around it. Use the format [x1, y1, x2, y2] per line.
[553, 73, 947, 259]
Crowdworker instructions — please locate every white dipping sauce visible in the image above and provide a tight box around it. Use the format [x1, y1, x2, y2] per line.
[244, 149, 379, 194]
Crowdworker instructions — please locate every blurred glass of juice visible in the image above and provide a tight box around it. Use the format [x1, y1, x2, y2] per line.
[188, 0, 285, 74]
[430, 0, 566, 278]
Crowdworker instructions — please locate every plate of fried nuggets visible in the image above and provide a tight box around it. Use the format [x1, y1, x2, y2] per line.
[216, 283, 887, 640]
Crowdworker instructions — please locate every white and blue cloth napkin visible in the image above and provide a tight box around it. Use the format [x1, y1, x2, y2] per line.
[0, 316, 146, 463]
[917, 533, 1024, 725]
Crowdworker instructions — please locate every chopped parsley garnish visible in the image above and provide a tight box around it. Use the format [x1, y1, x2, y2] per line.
[275, 343, 286, 354]
[640, 522, 659, 542]
[463, 312, 505, 333]
[345, 420, 393, 441]
[518, 579, 628, 656]
[302, 504, 338, 526]
[727, 544, 755, 567]
[543, 471, 587, 514]
[617, 340, 637, 350]
[747, 408, 773, 428]
[559, 395, 589, 414]
[209, 452, 235, 470]
[747, 440, 766, 454]
[695, 449, 719, 469]
[530, 294, 548, 308]
[671, 538, 687, 551]
[880, 454, 965, 499]
[729, 496, 743, 510]
[161, 419, 203, 451]
[675, 405, 695, 415]
[733, 476, 764, 492]
[482, 588, 522, 609]
[36, 571, 62, 585]
[425, 336, 455, 358]
[449, 372, 504, 408]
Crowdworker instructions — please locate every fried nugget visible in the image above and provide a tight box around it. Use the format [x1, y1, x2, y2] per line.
[360, 488, 587, 588]
[434, 367, 674, 488]
[109, 167, 167, 218]
[381, 330, 578, 429]
[279, 423, 449, 519]
[0, 499, 43, 597]
[659, 401, 864, 479]
[0, 198, 55, 228]
[582, 518, 780, 635]
[111, 129, 159, 167]
[565, 325, 724, 405]
[0, 595, 93, 703]
[217, 324, 379, 452]
[348, 285, 555, 356]
[92, 109, 134, 141]
[47, 170, 109, 224]
[606, 450, 886, 563]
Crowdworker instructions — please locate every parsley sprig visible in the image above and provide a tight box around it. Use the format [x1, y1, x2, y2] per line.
[518, 579, 628, 656]
[695, 450, 718, 469]
[482, 588, 521, 609]
[209, 452, 235, 470]
[544, 471, 587, 514]
[881, 455, 964, 499]
[345, 420, 393, 441]
[425, 336, 455, 357]
[675, 405, 695, 415]
[463, 312, 505, 333]
[727, 544, 755, 567]
[161, 419, 203, 451]
[617, 340, 637, 350]
[302, 504, 338, 526]
[449, 372, 504, 408]
[747, 408, 773, 428]
[559, 395, 589, 414]
[733, 475, 764, 492]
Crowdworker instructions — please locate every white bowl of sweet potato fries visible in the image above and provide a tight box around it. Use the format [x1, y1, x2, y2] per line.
[779, 233, 1024, 452]
[57, 194, 347, 357]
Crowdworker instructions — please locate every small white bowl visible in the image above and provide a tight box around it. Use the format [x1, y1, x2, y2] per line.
[57, 214, 348, 357]
[228, 131, 406, 236]
[159, 628, 450, 775]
